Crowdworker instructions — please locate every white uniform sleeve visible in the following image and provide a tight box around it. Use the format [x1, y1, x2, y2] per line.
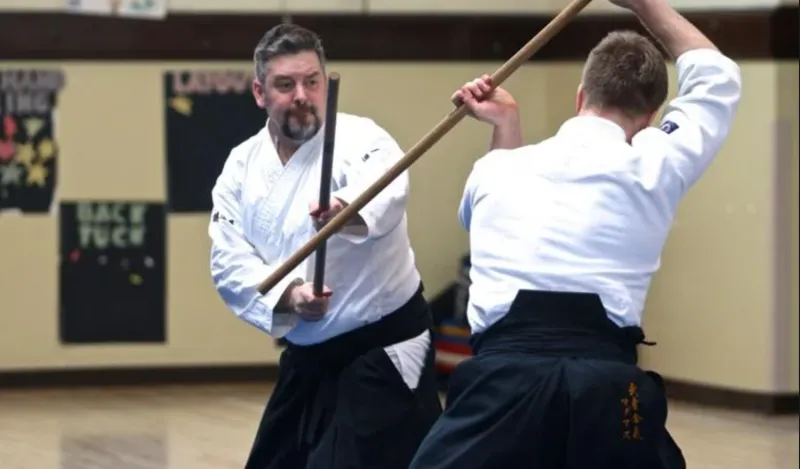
[633, 48, 742, 193]
[332, 119, 409, 243]
[208, 152, 302, 338]
[458, 160, 483, 231]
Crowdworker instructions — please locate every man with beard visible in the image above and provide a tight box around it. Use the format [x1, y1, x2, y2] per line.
[207, 23, 442, 469]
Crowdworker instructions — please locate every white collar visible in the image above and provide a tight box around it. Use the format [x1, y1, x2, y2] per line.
[556, 115, 627, 142]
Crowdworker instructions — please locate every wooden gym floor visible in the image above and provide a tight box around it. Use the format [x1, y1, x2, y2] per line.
[0, 383, 797, 469]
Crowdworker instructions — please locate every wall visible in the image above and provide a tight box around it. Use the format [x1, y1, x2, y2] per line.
[0, 0, 789, 12]
[778, 62, 799, 392]
[636, 62, 798, 393]
[0, 0, 796, 398]
[0, 58, 551, 370]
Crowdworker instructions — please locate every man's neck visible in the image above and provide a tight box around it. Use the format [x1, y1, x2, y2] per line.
[267, 120, 300, 165]
[577, 108, 638, 143]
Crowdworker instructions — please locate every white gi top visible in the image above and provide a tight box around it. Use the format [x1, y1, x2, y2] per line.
[459, 48, 742, 334]
[209, 112, 422, 346]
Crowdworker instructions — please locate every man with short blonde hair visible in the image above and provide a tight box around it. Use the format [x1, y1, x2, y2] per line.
[408, 0, 742, 467]
[581, 30, 669, 118]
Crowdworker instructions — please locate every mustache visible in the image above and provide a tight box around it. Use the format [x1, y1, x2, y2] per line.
[286, 105, 318, 117]
[279, 104, 321, 142]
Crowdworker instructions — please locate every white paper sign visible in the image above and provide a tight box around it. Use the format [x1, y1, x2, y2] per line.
[65, 0, 167, 19]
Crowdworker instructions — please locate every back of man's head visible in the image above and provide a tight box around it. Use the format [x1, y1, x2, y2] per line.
[580, 30, 668, 119]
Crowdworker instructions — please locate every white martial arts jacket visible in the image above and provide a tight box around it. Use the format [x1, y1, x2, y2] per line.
[209, 112, 422, 346]
[460, 48, 742, 333]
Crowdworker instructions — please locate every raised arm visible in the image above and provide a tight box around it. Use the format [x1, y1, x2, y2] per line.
[208, 153, 305, 337]
[331, 119, 409, 242]
[626, 0, 742, 191]
[452, 74, 523, 151]
[629, 0, 718, 59]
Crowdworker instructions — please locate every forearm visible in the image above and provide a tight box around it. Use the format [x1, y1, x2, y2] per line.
[333, 178, 407, 241]
[489, 112, 523, 150]
[209, 157, 303, 336]
[332, 198, 367, 228]
[334, 124, 411, 241]
[210, 243, 304, 336]
[212, 255, 276, 313]
[632, 0, 717, 59]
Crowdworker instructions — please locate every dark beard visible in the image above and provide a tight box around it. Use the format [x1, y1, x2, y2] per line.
[280, 106, 321, 143]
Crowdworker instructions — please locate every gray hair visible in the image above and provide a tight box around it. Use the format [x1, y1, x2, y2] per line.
[253, 23, 326, 85]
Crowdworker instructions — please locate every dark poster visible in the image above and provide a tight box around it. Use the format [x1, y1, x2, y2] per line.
[59, 201, 166, 344]
[0, 69, 64, 214]
[164, 70, 266, 213]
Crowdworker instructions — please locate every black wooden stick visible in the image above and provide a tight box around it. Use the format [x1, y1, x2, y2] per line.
[313, 72, 340, 296]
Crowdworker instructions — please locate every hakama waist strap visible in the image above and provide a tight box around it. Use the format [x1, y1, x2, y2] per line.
[470, 290, 655, 365]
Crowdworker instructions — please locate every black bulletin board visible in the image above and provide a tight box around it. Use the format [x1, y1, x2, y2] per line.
[163, 70, 266, 213]
[58, 201, 167, 344]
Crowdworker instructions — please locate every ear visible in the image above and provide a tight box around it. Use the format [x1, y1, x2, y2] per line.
[252, 78, 266, 109]
[575, 84, 584, 114]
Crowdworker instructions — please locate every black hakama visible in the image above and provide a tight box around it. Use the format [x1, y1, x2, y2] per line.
[408, 290, 686, 469]
[243, 283, 443, 469]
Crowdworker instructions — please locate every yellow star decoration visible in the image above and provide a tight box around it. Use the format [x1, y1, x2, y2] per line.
[37, 138, 56, 161]
[14, 143, 35, 167]
[24, 118, 44, 139]
[26, 162, 48, 187]
[169, 96, 193, 116]
[130, 273, 143, 286]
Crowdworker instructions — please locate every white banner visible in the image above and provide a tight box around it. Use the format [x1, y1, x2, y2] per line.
[65, 0, 167, 19]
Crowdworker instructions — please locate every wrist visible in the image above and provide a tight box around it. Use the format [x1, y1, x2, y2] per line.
[276, 278, 303, 313]
[333, 197, 365, 227]
[489, 111, 523, 150]
[492, 109, 520, 129]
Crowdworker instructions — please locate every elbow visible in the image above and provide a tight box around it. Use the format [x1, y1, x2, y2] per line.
[213, 277, 279, 336]
[214, 278, 259, 323]
[726, 56, 742, 88]
[715, 71, 743, 144]
[211, 271, 242, 316]
[371, 192, 408, 238]
[335, 175, 409, 241]
[342, 208, 402, 243]
[389, 190, 409, 220]
[458, 213, 470, 232]
[209, 248, 228, 292]
[352, 188, 408, 241]
[726, 64, 743, 111]
[209, 255, 248, 318]
[731, 64, 742, 92]
[716, 58, 743, 116]
[210, 264, 230, 301]
[340, 202, 405, 243]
